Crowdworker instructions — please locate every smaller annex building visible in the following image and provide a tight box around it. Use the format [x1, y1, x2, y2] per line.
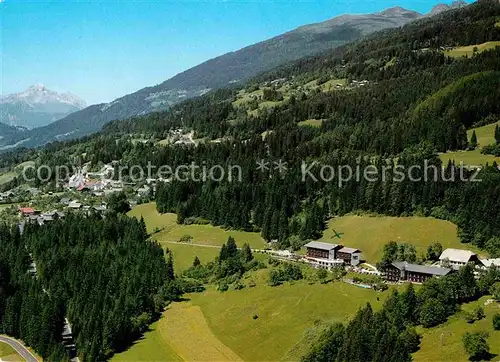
[385, 262, 452, 283]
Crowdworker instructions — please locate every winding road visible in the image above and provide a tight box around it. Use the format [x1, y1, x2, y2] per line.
[0, 336, 38, 362]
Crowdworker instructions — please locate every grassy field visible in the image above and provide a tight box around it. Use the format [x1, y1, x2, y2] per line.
[444, 41, 500, 58]
[439, 120, 500, 166]
[297, 119, 324, 128]
[128, 203, 266, 266]
[166, 243, 221, 273]
[232, 89, 264, 107]
[127, 202, 177, 234]
[188, 280, 392, 361]
[128, 202, 266, 249]
[154, 222, 266, 249]
[0, 342, 22, 361]
[319, 78, 347, 92]
[471, 121, 500, 147]
[414, 297, 500, 362]
[112, 318, 183, 362]
[113, 302, 242, 362]
[116, 276, 394, 362]
[156, 139, 170, 146]
[439, 148, 500, 166]
[0, 171, 16, 186]
[319, 215, 482, 263]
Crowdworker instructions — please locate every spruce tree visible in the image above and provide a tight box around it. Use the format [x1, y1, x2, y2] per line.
[495, 124, 500, 144]
[241, 243, 253, 262]
[193, 256, 201, 267]
[226, 237, 238, 258]
[470, 130, 478, 148]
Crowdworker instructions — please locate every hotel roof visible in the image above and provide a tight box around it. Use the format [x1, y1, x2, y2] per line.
[304, 241, 341, 251]
[392, 261, 452, 276]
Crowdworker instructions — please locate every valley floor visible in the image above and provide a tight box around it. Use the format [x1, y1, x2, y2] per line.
[118, 203, 489, 362]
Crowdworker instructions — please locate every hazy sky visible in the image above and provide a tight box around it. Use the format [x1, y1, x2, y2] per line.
[1, 0, 471, 105]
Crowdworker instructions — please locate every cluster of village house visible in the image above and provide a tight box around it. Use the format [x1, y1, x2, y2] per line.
[304, 241, 500, 283]
[68, 164, 154, 198]
[17, 196, 111, 227]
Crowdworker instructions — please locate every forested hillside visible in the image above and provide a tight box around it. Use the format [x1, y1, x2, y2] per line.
[3, 1, 500, 253]
[1, 1, 500, 360]
[0, 5, 425, 150]
[0, 214, 180, 361]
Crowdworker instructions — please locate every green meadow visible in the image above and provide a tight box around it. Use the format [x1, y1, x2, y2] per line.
[414, 297, 500, 362]
[128, 203, 266, 273]
[440, 120, 500, 166]
[319, 215, 482, 263]
[0, 342, 22, 361]
[113, 276, 395, 362]
[444, 41, 500, 58]
[297, 119, 324, 128]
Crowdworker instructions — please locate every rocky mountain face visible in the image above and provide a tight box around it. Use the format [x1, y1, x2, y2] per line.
[428, 0, 467, 16]
[0, 84, 86, 129]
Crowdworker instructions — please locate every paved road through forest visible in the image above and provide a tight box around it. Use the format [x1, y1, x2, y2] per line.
[0, 336, 38, 362]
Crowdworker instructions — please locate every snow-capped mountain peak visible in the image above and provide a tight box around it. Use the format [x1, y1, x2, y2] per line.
[0, 85, 87, 129]
[3, 84, 87, 109]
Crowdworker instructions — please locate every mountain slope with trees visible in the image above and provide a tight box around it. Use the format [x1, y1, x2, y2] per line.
[0, 5, 445, 150]
[1, 2, 500, 360]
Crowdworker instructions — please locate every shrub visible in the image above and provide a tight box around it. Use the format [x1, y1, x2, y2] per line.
[373, 282, 388, 291]
[233, 282, 245, 290]
[176, 278, 205, 293]
[179, 234, 193, 243]
[218, 282, 229, 292]
[490, 282, 500, 301]
[493, 314, 500, 331]
[465, 311, 476, 324]
[463, 331, 490, 361]
[473, 306, 485, 321]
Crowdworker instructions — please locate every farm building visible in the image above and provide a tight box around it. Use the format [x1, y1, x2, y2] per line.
[18, 207, 37, 217]
[68, 201, 83, 210]
[385, 262, 452, 283]
[439, 248, 479, 268]
[480, 258, 500, 268]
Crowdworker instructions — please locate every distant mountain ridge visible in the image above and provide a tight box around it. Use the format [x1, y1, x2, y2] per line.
[0, 2, 469, 150]
[0, 84, 86, 129]
[428, 0, 467, 15]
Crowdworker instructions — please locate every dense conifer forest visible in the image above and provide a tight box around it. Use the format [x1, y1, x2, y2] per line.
[0, 214, 179, 361]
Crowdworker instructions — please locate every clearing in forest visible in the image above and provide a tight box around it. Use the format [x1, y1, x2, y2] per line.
[319, 215, 482, 263]
[439, 121, 500, 166]
[127, 202, 266, 249]
[444, 41, 500, 58]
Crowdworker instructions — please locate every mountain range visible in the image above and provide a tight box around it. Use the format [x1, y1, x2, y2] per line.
[0, 1, 468, 150]
[0, 84, 86, 129]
